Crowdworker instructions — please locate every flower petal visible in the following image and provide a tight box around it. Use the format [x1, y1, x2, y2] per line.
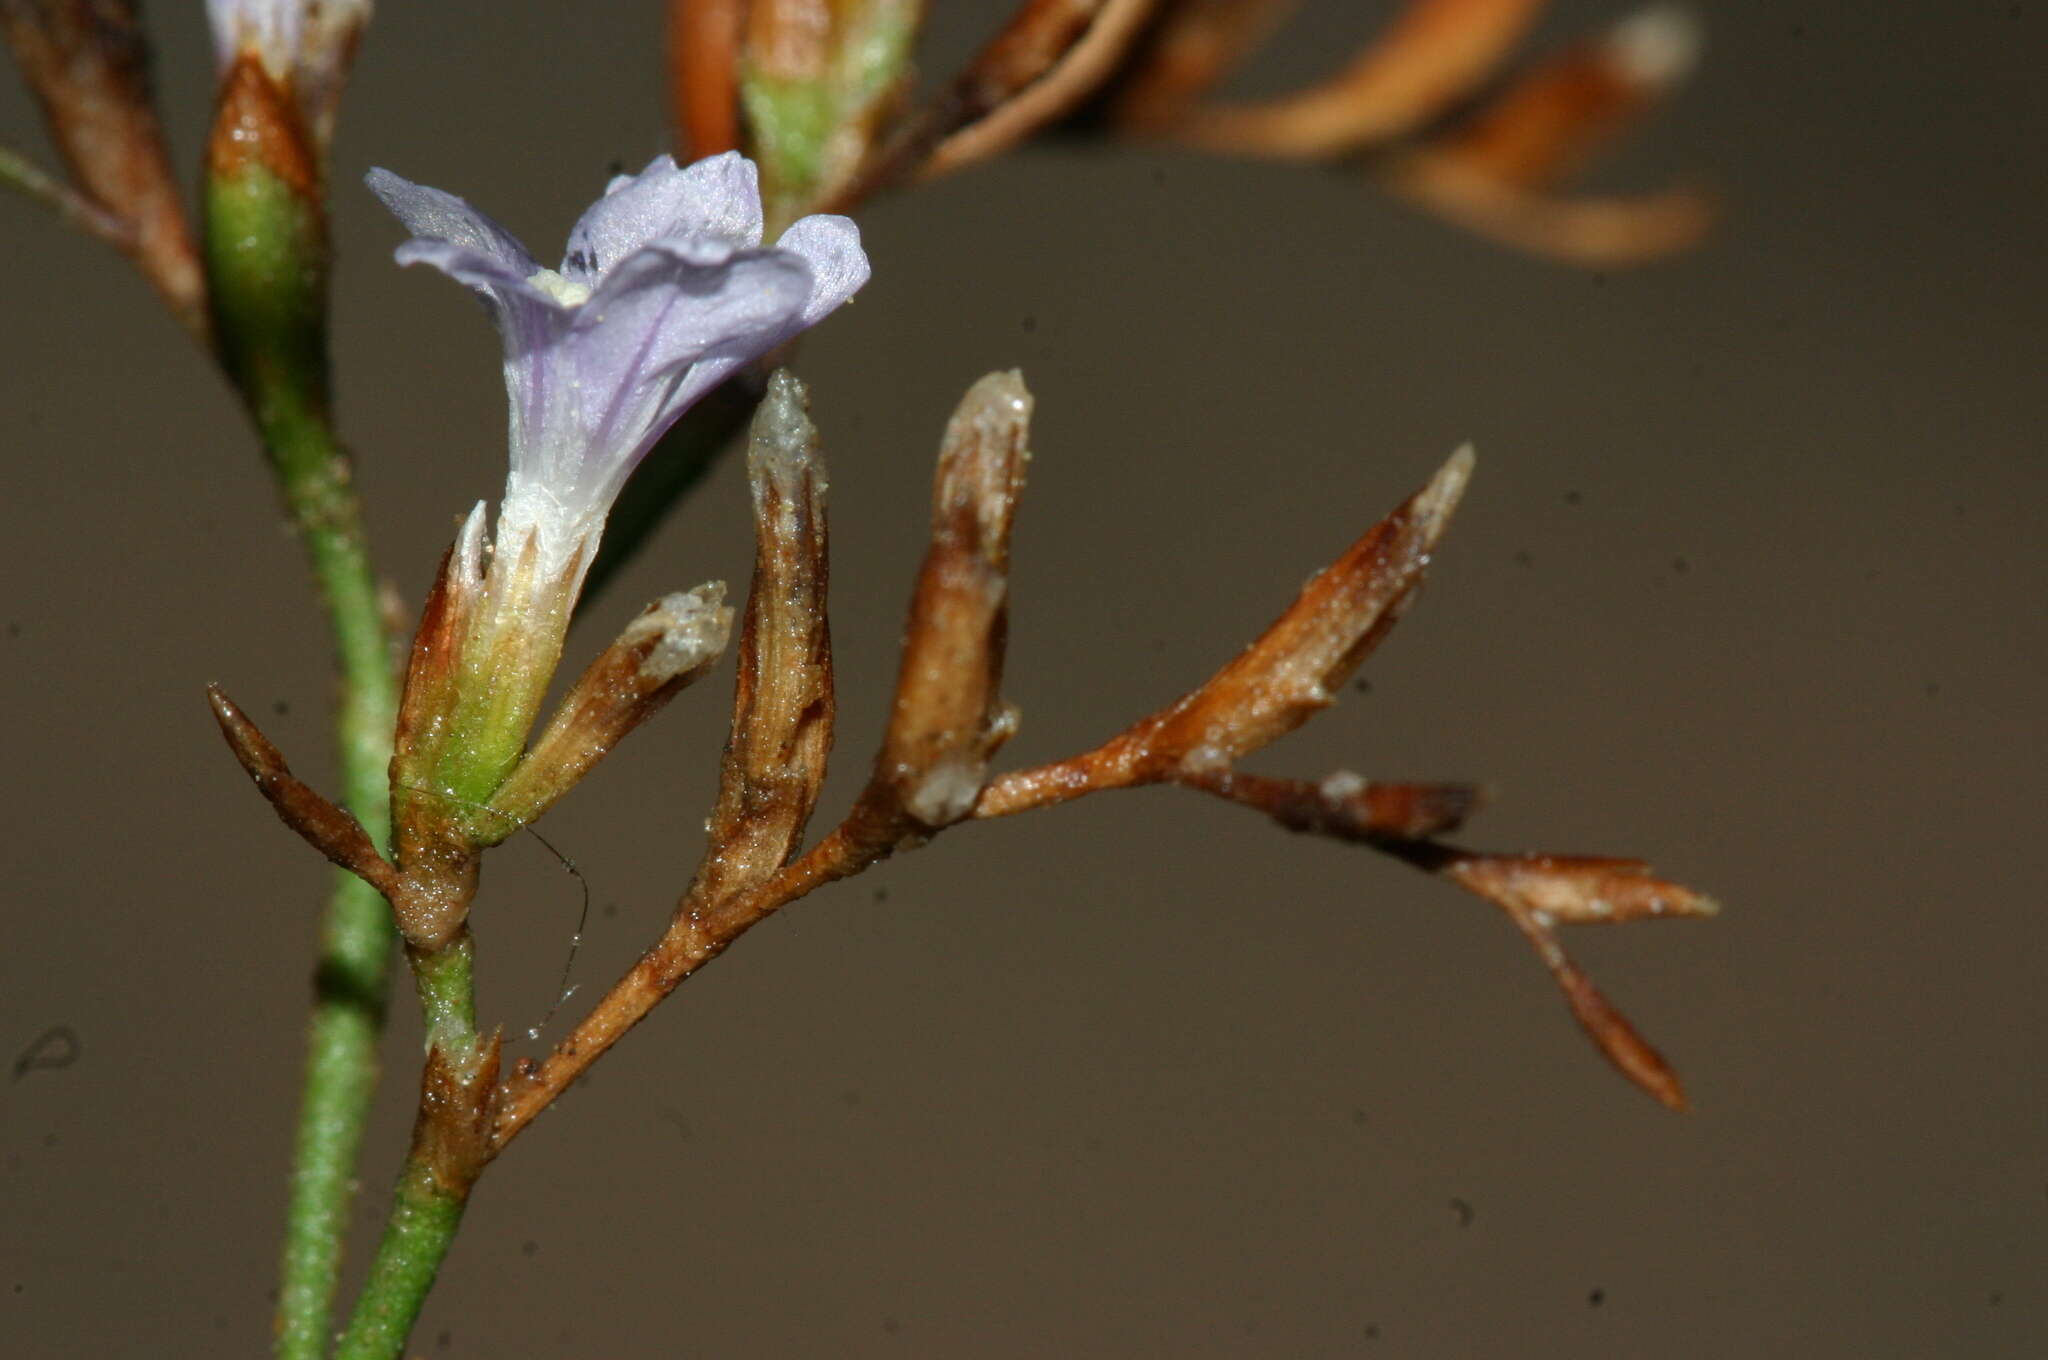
[563, 243, 815, 495]
[577, 238, 814, 370]
[390, 239, 551, 303]
[366, 168, 540, 278]
[773, 213, 872, 327]
[388, 239, 575, 484]
[386, 239, 570, 378]
[560, 152, 765, 285]
[370, 154, 870, 576]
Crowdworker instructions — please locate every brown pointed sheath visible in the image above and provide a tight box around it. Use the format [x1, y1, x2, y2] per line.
[207, 684, 399, 899]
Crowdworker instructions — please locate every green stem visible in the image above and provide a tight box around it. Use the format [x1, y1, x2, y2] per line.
[1, 144, 80, 217]
[335, 934, 484, 1360]
[205, 161, 403, 1357]
[407, 931, 479, 1053]
[269, 468, 398, 1360]
[276, 882, 394, 1360]
[1, 144, 145, 259]
[330, 1149, 473, 1360]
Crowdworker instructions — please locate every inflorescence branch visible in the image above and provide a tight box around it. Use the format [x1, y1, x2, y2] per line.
[691, 0, 1713, 263]
[8, 5, 1723, 1356]
[220, 352, 1714, 1149]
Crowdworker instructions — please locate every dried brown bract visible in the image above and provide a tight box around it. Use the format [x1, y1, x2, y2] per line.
[0, 0, 203, 328]
[496, 372, 844, 1142]
[412, 1033, 503, 1191]
[1135, 0, 1546, 155]
[1379, 7, 1714, 262]
[960, 434, 1710, 1109]
[913, 0, 1158, 182]
[487, 585, 732, 834]
[207, 683, 399, 900]
[1435, 848, 1714, 1107]
[1108, 0, 1301, 133]
[975, 445, 1472, 811]
[713, 0, 1712, 263]
[1439, 851, 1721, 926]
[486, 375, 1713, 1145]
[1114, 444, 1472, 776]
[867, 370, 1030, 832]
[1179, 768, 1487, 843]
[219, 483, 737, 956]
[689, 368, 837, 919]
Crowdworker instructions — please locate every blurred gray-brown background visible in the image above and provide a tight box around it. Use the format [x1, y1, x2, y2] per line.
[2, 2, 2043, 1355]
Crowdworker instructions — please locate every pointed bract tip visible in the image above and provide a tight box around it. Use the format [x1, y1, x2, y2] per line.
[1608, 5, 1703, 88]
[205, 685, 254, 754]
[748, 369, 823, 488]
[764, 367, 807, 409]
[205, 682, 285, 780]
[206, 682, 249, 734]
[453, 501, 488, 586]
[1414, 443, 1476, 525]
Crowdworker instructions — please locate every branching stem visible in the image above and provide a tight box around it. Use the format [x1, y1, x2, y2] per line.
[204, 148, 405, 1356]
[0, 143, 132, 243]
[259, 407, 403, 1360]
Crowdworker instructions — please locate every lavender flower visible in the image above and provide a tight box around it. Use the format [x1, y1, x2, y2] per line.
[372, 153, 867, 815]
[368, 152, 868, 593]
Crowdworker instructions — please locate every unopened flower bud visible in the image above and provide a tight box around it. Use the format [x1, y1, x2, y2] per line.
[738, 0, 922, 224]
[207, 0, 371, 153]
[688, 372, 836, 910]
[871, 371, 1032, 830]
